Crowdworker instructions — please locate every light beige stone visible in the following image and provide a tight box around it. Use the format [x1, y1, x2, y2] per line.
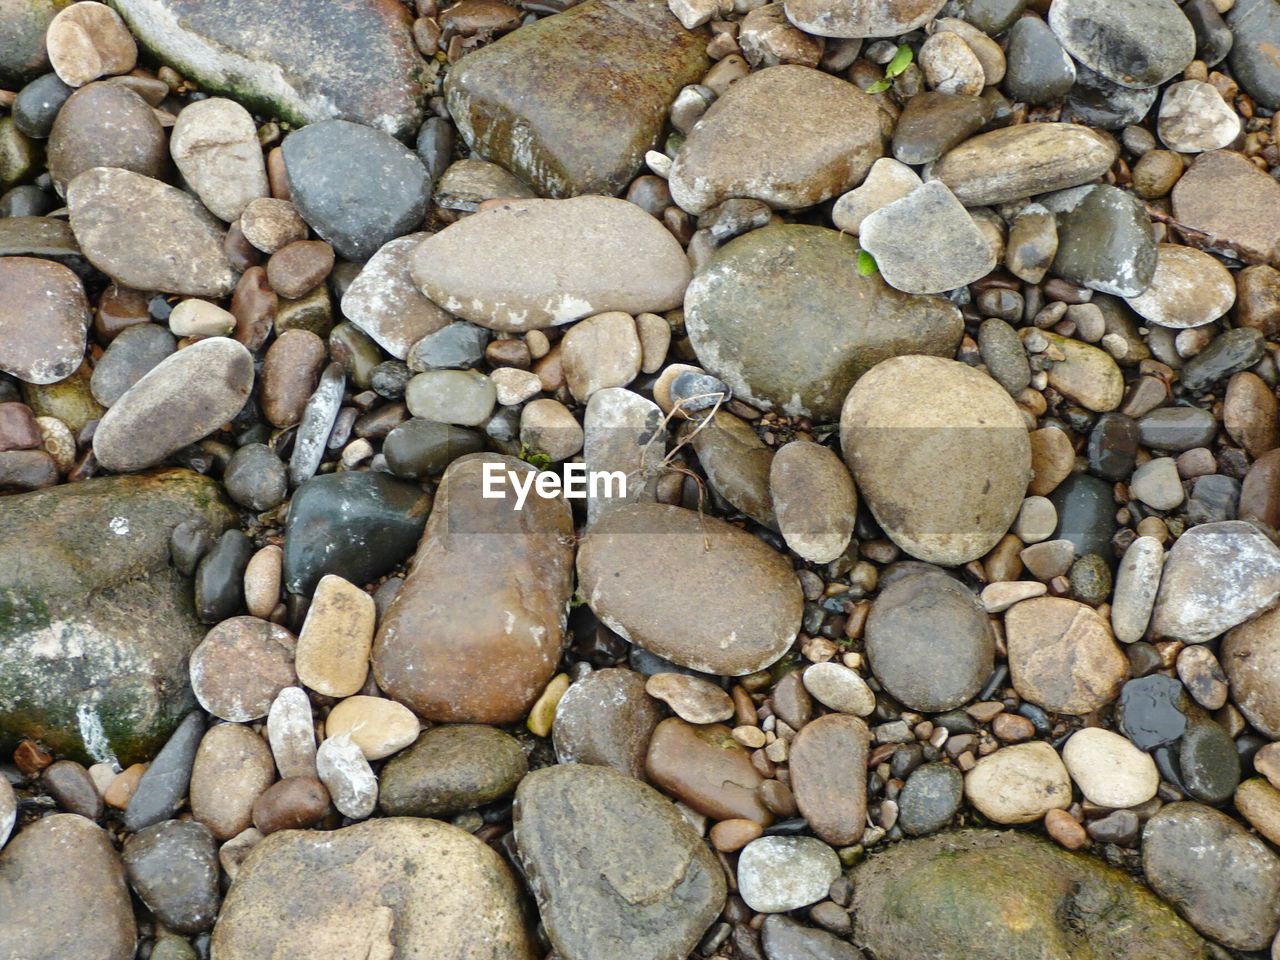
[295, 574, 375, 698]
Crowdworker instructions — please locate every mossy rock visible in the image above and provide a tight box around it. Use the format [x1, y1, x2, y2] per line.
[851, 829, 1211, 960]
[0, 469, 237, 764]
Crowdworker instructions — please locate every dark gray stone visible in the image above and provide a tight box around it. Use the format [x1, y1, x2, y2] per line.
[194, 529, 254, 624]
[223, 443, 288, 511]
[123, 712, 206, 832]
[1228, 0, 1280, 109]
[1136, 406, 1218, 451]
[1052, 185, 1157, 297]
[12, 72, 73, 139]
[1064, 64, 1160, 129]
[380, 724, 528, 817]
[898, 762, 964, 836]
[1048, 472, 1117, 560]
[761, 915, 862, 960]
[123, 820, 220, 934]
[1048, 0, 1195, 88]
[1003, 17, 1076, 105]
[89, 322, 176, 408]
[383, 418, 486, 479]
[1180, 328, 1267, 393]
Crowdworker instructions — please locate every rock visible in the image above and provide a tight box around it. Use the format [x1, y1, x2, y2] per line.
[315, 733, 377, 819]
[1151, 520, 1280, 643]
[737, 4, 823, 69]
[898, 762, 964, 836]
[0, 471, 235, 764]
[1061, 727, 1158, 807]
[295, 575, 374, 698]
[1003, 16, 1076, 104]
[0, 1, 67, 89]
[67, 167, 235, 296]
[123, 820, 220, 934]
[1005, 597, 1129, 714]
[40, 759, 100, 818]
[1137, 406, 1218, 451]
[282, 471, 430, 595]
[930, 123, 1118, 205]
[0, 256, 89, 385]
[1117, 674, 1190, 749]
[789, 714, 869, 845]
[113, 0, 425, 140]
[339, 234, 452, 360]
[1144, 802, 1280, 950]
[281, 120, 428, 261]
[433, 158, 535, 213]
[170, 97, 269, 222]
[682, 410, 776, 528]
[782, 0, 943, 37]
[380, 724, 526, 816]
[578, 502, 802, 675]
[0, 814, 136, 960]
[383, 418, 485, 479]
[47, 82, 165, 194]
[803, 661, 875, 716]
[239, 198, 307, 254]
[1223, 604, 1280, 738]
[964, 741, 1071, 823]
[840, 355, 1030, 565]
[251, 777, 329, 835]
[761, 915, 862, 960]
[861, 181, 994, 294]
[514, 764, 726, 960]
[1158, 80, 1242, 153]
[265, 687, 315, 779]
[1228, 0, 1280, 109]
[446, 0, 706, 197]
[582, 387, 667, 524]
[1124, 243, 1235, 328]
[223, 444, 287, 512]
[685, 224, 962, 420]
[89, 323, 175, 408]
[918, 30, 985, 95]
[1179, 717, 1240, 804]
[769, 440, 856, 562]
[646, 718, 772, 823]
[1237, 778, 1280, 846]
[1181, 327, 1266, 394]
[0, 779, 13, 849]
[373, 454, 574, 723]
[411, 197, 690, 332]
[46, 2, 137, 87]
[553, 668, 663, 780]
[260, 329, 326, 427]
[831, 157, 921, 235]
[645, 673, 734, 725]
[123, 711, 205, 831]
[1048, 0, 1195, 88]
[737, 836, 841, 913]
[865, 570, 994, 711]
[1112, 536, 1164, 642]
[211, 818, 536, 958]
[92, 337, 253, 472]
[1171, 150, 1280, 264]
[852, 829, 1208, 959]
[891, 91, 993, 166]
[190, 722, 275, 841]
[324, 696, 419, 761]
[669, 65, 883, 215]
[561, 311, 642, 402]
[1226, 371, 1279, 457]
[1051, 185, 1156, 298]
[1130, 457, 1184, 510]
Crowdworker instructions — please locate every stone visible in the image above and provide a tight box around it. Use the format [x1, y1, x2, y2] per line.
[738, 4, 823, 69]
[964, 741, 1072, 823]
[373, 455, 574, 723]
[669, 65, 883, 215]
[380, 724, 527, 816]
[1132, 149, 1185, 199]
[1028, 426, 1074, 497]
[315, 733, 377, 819]
[685, 224, 962, 421]
[1171, 150, 1280, 264]
[582, 388, 667, 524]
[92, 337, 254, 472]
[1226, 371, 1279, 457]
[553, 668, 663, 781]
[841, 355, 1031, 565]
[578, 502, 802, 675]
[383, 418, 485, 479]
[325, 696, 419, 761]
[67, 167, 235, 297]
[190, 618, 296, 723]
[1228, 0, 1280, 109]
[411, 197, 691, 332]
[260, 329, 326, 428]
[0, 814, 136, 960]
[170, 97, 268, 222]
[48, 82, 165, 193]
[1124, 243, 1235, 328]
[1112, 536, 1164, 642]
[123, 820, 220, 934]
[646, 719, 772, 823]
[113, 0, 425, 139]
[1005, 597, 1129, 714]
[789, 714, 869, 845]
[1181, 327, 1266, 394]
[1003, 16, 1076, 105]
[1061, 727, 1158, 807]
[0, 256, 89, 384]
[802, 661, 875, 715]
[860, 181, 995, 294]
[266, 687, 315, 780]
[42, 759, 102, 819]
[1179, 718, 1240, 804]
[930, 123, 1118, 206]
[281, 120, 428, 261]
[1051, 185, 1157, 298]
[898, 762, 964, 836]
[123, 711, 205, 831]
[514, 764, 726, 960]
[239, 198, 308, 254]
[561, 311, 642, 402]
[769, 439, 857, 561]
[433, 159, 536, 213]
[1158, 80, 1242, 152]
[831, 157, 921, 235]
[865, 570, 995, 711]
[46, 2, 137, 87]
[918, 30, 985, 95]
[1223, 604, 1280, 738]
[852, 829, 1208, 960]
[224, 445, 287, 513]
[1048, 0, 1195, 88]
[1144, 802, 1280, 950]
[0, 471, 235, 764]
[190, 722, 276, 841]
[891, 91, 993, 166]
[340, 234, 452, 359]
[295, 575, 374, 698]
[0, 779, 12, 849]
[446, 0, 707, 198]
[782, 0, 943, 37]
[0, 1, 68, 90]
[645, 674, 734, 725]
[1116, 674, 1189, 750]
[1237, 778, 1280, 846]
[1137, 406, 1218, 452]
[1130, 457, 1184, 510]
[761, 915, 862, 960]
[169, 299, 236, 337]
[251, 777, 329, 835]
[683, 410, 776, 528]
[737, 836, 841, 913]
[1151, 520, 1280, 643]
[211, 818, 536, 959]
[282, 471, 430, 595]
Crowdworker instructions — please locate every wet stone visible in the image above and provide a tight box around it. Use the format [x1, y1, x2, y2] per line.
[898, 762, 963, 836]
[1223, 604, 1280, 738]
[46, 1, 138, 87]
[553, 668, 664, 781]
[380, 724, 526, 817]
[1087, 412, 1139, 481]
[42, 759, 103, 820]
[1052, 185, 1156, 298]
[341, 234, 453, 360]
[90, 323, 175, 408]
[1137, 406, 1218, 451]
[123, 820, 220, 934]
[646, 719, 772, 824]
[194, 529, 254, 624]
[383, 418, 485, 479]
[189, 617, 296, 723]
[123, 712, 205, 832]
[1180, 328, 1266, 394]
[1117, 674, 1189, 750]
[48, 82, 166, 194]
[1180, 718, 1241, 805]
[761, 915, 862, 960]
[0, 256, 91, 385]
[222, 443, 287, 512]
[252, 776, 329, 835]
[190, 722, 275, 841]
[891, 91, 992, 166]
[790, 714, 869, 846]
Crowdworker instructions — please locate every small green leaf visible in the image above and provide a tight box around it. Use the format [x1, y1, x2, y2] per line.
[857, 250, 878, 277]
[885, 43, 914, 78]
[866, 78, 892, 94]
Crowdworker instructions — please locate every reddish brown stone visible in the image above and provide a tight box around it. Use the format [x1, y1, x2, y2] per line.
[789, 714, 869, 846]
[1242, 448, 1280, 530]
[231, 266, 278, 352]
[259, 329, 327, 428]
[266, 240, 335, 300]
[645, 718, 774, 825]
[0, 402, 42, 451]
[252, 776, 330, 835]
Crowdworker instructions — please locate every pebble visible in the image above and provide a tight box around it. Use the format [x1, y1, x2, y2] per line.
[47, 2, 137, 87]
[315, 733, 377, 819]
[1051, 185, 1157, 299]
[189, 617, 297, 723]
[194, 528, 254, 623]
[189, 722, 275, 841]
[223, 444, 287, 512]
[380, 724, 526, 817]
[1014, 496, 1057, 543]
[1003, 15, 1076, 104]
[0, 778, 13, 848]
[782, 0, 943, 37]
[1111, 536, 1164, 643]
[1181, 327, 1266, 393]
[892, 91, 993, 166]
[266, 687, 316, 780]
[383, 418, 485, 479]
[1005, 597, 1129, 714]
[12, 72, 73, 139]
[919, 31, 985, 95]
[1236, 778, 1280, 846]
[0, 256, 90, 385]
[1138, 405, 1219, 451]
[42, 758, 103, 819]
[769, 440, 857, 563]
[1223, 604, 1280, 738]
[553, 668, 664, 781]
[1228, 0, 1280, 109]
[802, 661, 875, 716]
[252, 777, 329, 835]
[1062, 727, 1159, 808]
[168, 299, 236, 338]
[964, 741, 1072, 824]
[1158, 80, 1242, 153]
[1177, 643, 1229, 709]
[1131, 456, 1184, 510]
[324, 696, 420, 761]
[1180, 717, 1241, 804]
[646, 718, 772, 823]
[981, 580, 1047, 612]
[48, 82, 165, 193]
[831, 157, 921, 235]
[260, 328, 326, 428]
[295, 574, 374, 698]
[790, 714, 870, 845]
[1124, 243, 1236, 329]
[736, 836, 842, 913]
[560, 311, 642, 402]
[645, 673, 734, 724]
[170, 97, 269, 222]
[122, 819, 220, 934]
[1048, 0, 1195, 87]
[1046, 808, 1089, 850]
[340, 234, 452, 360]
[1172, 149, 1280, 266]
[1117, 674, 1189, 750]
[761, 914, 862, 960]
[898, 762, 964, 836]
[1225, 371, 1279, 458]
[239, 197, 309, 254]
[267, 240, 333, 300]
[123, 711, 205, 832]
[979, 317, 1032, 394]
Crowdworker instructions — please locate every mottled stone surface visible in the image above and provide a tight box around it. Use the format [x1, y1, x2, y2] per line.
[0, 256, 89, 384]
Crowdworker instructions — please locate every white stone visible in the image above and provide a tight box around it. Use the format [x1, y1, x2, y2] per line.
[340, 234, 454, 359]
[169, 299, 236, 338]
[802, 662, 875, 716]
[1130, 456, 1184, 510]
[919, 31, 986, 95]
[583, 387, 667, 525]
[315, 733, 377, 819]
[981, 580, 1047, 613]
[1158, 80, 1242, 153]
[1062, 727, 1159, 808]
[1014, 496, 1057, 543]
[1112, 535, 1164, 643]
[737, 836, 841, 912]
[0, 778, 15, 849]
[267, 686, 317, 779]
[170, 97, 269, 222]
[964, 741, 1071, 824]
[490, 367, 543, 406]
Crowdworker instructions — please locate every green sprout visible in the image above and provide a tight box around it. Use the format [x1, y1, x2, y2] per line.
[856, 250, 879, 277]
[867, 44, 913, 93]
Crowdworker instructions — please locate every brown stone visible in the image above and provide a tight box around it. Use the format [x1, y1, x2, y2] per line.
[1223, 604, 1280, 738]
[190, 722, 276, 841]
[789, 714, 869, 846]
[645, 673, 735, 725]
[1172, 150, 1280, 264]
[189, 617, 297, 723]
[772, 670, 813, 731]
[94, 284, 151, 342]
[552, 667, 663, 780]
[372, 454, 574, 724]
[48, 82, 164, 193]
[645, 718, 774, 824]
[1241, 448, 1280, 529]
[1005, 597, 1129, 715]
[266, 240, 334, 299]
[259, 329, 327, 428]
[1028, 426, 1075, 496]
[231, 266, 278, 351]
[41, 759, 103, 819]
[1236, 264, 1280, 337]
[46, 1, 137, 87]
[710, 818, 764, 852]
[251, 776, 330, 835]
[0, 402, 42, 451]
[0, 257, 89, 385]
[1225, 371, 1279, 458]
[104, 763, 147, 809]
[0, 449, 59, 491]
[294, 574, 375, 699]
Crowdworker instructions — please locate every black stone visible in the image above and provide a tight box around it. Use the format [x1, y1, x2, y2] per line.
[383, 418, 486, 479]
[1116, 675, 1188, 751]
[0, 184, 55, 218]
[123, 711, 205, 832]
[1179, 719, 1240, 805]
[12, 72, 73, 139]
[123, 819, 220, 934]
[1064, 64, 1159, 129]
[1049, 473, 1117, 561]
[1179, 328, 1266, 394]
[1228, 0, 1280, 109]
[222, 443, 288, 512]
[1087, 412, 1139, 481]
[194, 529, 254, 624]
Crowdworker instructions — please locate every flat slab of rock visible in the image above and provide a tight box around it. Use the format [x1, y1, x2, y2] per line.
[577, 502, 802, 675]
[446, 0, 707, 197]
[339, 234, 453, 359]
[212, 818, 536, 959]
[113, 0, 426, 140]
[0, 256, 89, 384]
[67, 167, 235, 297]
[1171, 149, 1280, 264]
[783, 0, 944, 38]
[0, 470, 235, 764]
[410, 197, 691, 331]
[514, 764, 726, 960]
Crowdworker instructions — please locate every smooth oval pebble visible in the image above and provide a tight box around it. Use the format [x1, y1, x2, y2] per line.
[770, 440, 857, 563]
[0, 256, 90, 386]
[266, 687, 317, 780]
[645, 673, 735, 724]
[295, 574, 375, 699]
[736, 836, 842, 913]
[189, 722, 276, 841]
[1062, 727, 1159, 808]
[964, 741, 1072, 824]
[324, 696, 421, 761]
[1124, 244, 1236, 329]
[189, 617, 297, 723]
[802, 661, 875, 716]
